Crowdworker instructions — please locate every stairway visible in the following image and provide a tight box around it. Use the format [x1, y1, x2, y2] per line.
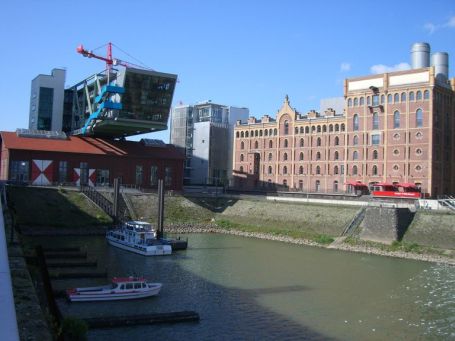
[437, 196, 455, 213]
[80, 185, 131, 222]
[340, 207, 366, 237]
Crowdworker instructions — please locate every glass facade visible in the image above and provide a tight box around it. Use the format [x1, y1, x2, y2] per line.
[10, 161, 29, 182]
[38, 87, 54, 130]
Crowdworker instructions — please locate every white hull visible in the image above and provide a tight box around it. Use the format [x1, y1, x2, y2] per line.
[107, 237, 172, 256]
[68, 283, 162, 302]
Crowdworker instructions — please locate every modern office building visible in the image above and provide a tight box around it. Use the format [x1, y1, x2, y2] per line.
[29, 68, 66, 131]
[170, 101, 249, 185]
[233, 43, 455, 197]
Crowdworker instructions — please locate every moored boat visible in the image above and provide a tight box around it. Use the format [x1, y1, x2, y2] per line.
[106, 221, 172, 256]
[67, 276, 162, 302]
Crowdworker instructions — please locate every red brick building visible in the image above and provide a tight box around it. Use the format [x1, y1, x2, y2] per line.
[233, 66, 455, 197]
[0, 131, 184, 190]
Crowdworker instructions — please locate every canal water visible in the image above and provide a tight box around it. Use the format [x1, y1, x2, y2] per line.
[31, 233, 454, 340]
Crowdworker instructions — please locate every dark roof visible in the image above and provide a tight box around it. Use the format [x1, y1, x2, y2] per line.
[0, 131, 184, 160]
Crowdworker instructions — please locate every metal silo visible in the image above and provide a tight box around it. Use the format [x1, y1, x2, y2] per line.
[411, 42, 431, 69]
[431, 52, 449, 82]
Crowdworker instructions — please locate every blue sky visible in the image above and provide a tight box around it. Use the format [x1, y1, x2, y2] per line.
[0, 0, 454, 142]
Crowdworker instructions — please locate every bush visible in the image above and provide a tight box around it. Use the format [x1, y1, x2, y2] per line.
[315, 234, 334, 244]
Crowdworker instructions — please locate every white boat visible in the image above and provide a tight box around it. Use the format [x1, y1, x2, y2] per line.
[106, 221, 172, 256]
[66, 276, 162, 302]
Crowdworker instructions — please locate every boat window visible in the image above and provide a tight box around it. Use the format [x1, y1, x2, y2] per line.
[142, 283, 147, 288]
[126, 283, 133, 289]
[134, 283, 141, 289]
[120, 284, 125, 290]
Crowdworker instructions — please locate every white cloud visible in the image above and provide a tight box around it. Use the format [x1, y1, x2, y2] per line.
[370, 62, 411, 74]
[445, 15, 455, 27]
[424, 22, 437, 34]
[340, 62, 351, 72]
[423, 16, 455, 34]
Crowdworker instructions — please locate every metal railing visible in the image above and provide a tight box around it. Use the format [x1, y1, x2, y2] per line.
[341, 207, 366, 237]
[437, 195, 455, 213]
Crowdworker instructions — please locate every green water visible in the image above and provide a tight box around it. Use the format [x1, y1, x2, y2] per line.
[34, 233, 454, 340]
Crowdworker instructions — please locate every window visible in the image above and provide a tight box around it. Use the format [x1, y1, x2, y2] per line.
[315, 180, 321, 192]
[323, 125, 327, 133]
[352, 165, 358, 175]
[359, 97, 364, 106]
[424, 90, 429, 100]
[96, 169, 109, 186]
[240, 154, 244, 162]
[299, 152, 304, 161]
[9, 161, 29, 182]
[300, 138, 304, 147]
[37, 87, 54, 130]
[393, 149, 400, 156]
[416, 148, 423, 156]
[316, 152, 321, 160]
[373, 150, 378, 159]
[335, 124, 339, 132]
[295, 127, 299, 134]
[329, 124, 333, 132]
[335, 136, 339, 146]
[371, 134, 380, 145]
[283, 179, 288, 187]
[334, 166, 339, 175]
[341, 124, 345, 132]
[312, 126, 316, 133]
[401, 92, 406, 102]
[348, 98, 352, 107]
[305, 126, 309, 134]
[269, 140, 273, 148]
[416, 91, 422, 100]
[316, 166, 321, 174]
[283, 166, 288, 174]
[353, 135, 359, 145]
[380, 95, 385, 104]
[80, 162, 88, 185]
[299, 166, 304, 174]
[354, 98, 358, 106]
[259, 130, 263, 136]
[387, 94, 392, 103]
[372, 165, 378, 176]
[416, 131, 423, 139]
[394, 93, 399, 103]
[268, 153, 272, 161]
[165, 166, 172, 187]
[265, 130, 268, 136]
[150, 165, 158, 186]
[409, 91, 415, 101]
[284, 120, 289, 135]
[334, 151, 339, 160]
[245, 131, 249, 138]
[254, 141, 259, 149]
[241, 141, 244, 149]
[367, 96, 371, 105]
[236, 132, 239, 138]
[274, 128, 277, 135]
[268, 166, 273, 175]
[284, 139, 288, 148]
[393, 164, 399, 171]
[353, 151, 358, 160]
[372, 95, 379, 106]
[317, 137, 321, 146]
[333, 181, 339, 192]
[353, 114, 359, 131]
[415, 165, 422, 172]
[372, 112, 379, 130]
[283, 152, 288, 161]
[394, 111, 400, 129]
[393, 133, 400, 140]
[58, 161, 68, 183]
[135, 165, 143, 185]
[299, 180, 304, 190]
[239, 166, 244, 173]
[317, 125, 321, 133]
[416, 109, 423, 127]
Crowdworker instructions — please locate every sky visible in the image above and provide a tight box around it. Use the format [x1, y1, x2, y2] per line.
[0, 0, 454, 143]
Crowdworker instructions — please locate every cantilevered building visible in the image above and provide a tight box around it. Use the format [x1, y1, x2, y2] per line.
[233, 43, 455, 197]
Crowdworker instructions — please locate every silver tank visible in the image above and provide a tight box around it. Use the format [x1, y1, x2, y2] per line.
[411, 42, 430, 69]
[431, 52, 449, 82]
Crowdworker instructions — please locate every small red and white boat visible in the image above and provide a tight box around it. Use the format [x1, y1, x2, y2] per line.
[66, 277, 162, 302]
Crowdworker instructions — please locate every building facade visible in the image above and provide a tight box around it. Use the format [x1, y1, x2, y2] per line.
[0, 130, 184, 191]
[170, 101, 248, 185]
[233, 43, 455, 197]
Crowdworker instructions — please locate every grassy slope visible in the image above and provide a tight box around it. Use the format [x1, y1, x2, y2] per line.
[7, 186, 112, 228]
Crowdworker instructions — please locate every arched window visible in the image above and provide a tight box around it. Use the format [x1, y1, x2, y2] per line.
[269, 140, 273, 148]
[305, 126, 309, 134]
[359, 97, 364, 106]
[240, 166, 244, 173]
[299, 166, 304, 175]
[269, 129, 273, 136]
[334, 166, 339, 175]
[353, 114, 359, 131]
[416, 91, 422, 100]
[245, 131, 249, 138]
[300, 127, 304, 134]
[300, 138, 304, 147]
[295, 127, 299, 134]
[274, 128, 277, 135]
[283, 179, 288, 187]
[316, 152, 321, 160]
[240, 154, 244, 162]
[424, 90, 430, 100]
[236, 131, 239, 138]
[284, 139, 288, 148]
[329, 124, 333, 132]
[299, 152, 304, 161]
[268, 166, 272, 175]
[394, 111, 400, 129]
[333, 180, 339, 192]
[348, 98, 352, 107]
[388, 94, 392, 103]
[255, 130, 258, 137]
[315, 180, 321, 192]
[354, 98, 358, 106]
[264, 129, 268, 136]
[254, 141, 259, 149]
[380, 95, 385, 104]
[268, 153, 272, 161]
[241, 131, 244, 138]
[283, 166, 288, 174]
[367, 96, 371, 105]
[334, 151, 339, 160]
[353, 151, 358, 160]
[312, 126, 316, 133]
[316, 166, 321, 175]
[409, 91, 415, 101]
[317, 125, 321, 133]
[335, 124, 339, 132]
[416, 109, 423, 127]
[372, 165, 378, 176]
[352, 165, 358, 175]
[259, 130, 263, 136]
[341, 123, 345, 132]
[401, 92, 406, 102]
[317, 137, 321, 146]
[283, 152, 288, 161]
[372, 112, 379, 130]
[373, 150, 378, 159]
[284, 120, 289, 135]
[394, 93, 399, 103]
[335, 136, 340, 146]
[353, 135, 359, 145]
[323, 125, 327, 133]
[240, 141, 244, 149]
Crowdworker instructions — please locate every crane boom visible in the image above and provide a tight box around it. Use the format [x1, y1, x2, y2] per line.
[76, 42, 113, 70]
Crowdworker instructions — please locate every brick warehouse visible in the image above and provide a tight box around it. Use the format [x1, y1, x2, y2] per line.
[0, 131, 184, 190]
[233, 43, 455, 197]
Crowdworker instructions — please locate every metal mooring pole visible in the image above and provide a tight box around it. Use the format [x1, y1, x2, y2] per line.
[113, 177, 120, 220]
[157, 179, 164, 238]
